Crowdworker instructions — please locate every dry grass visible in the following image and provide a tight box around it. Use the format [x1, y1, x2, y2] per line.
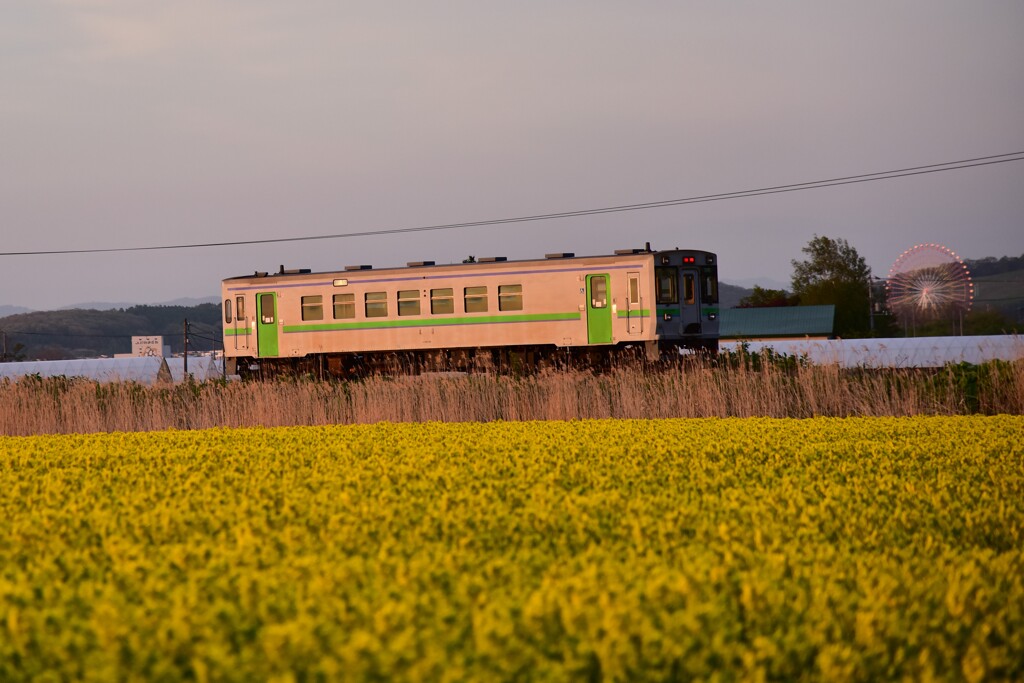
[2, 356, 1023, 435]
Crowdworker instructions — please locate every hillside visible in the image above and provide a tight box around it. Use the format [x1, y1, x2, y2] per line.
[973, 268, 1024, 321]
[0, 304, 221, 360]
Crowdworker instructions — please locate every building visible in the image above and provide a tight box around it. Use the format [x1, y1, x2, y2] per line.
[719, 305, 835, 341]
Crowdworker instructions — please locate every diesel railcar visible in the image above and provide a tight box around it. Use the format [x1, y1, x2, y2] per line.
[221, 245, 719, 376]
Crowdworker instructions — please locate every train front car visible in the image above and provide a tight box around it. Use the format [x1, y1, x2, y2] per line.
[652, 249, 719, 354]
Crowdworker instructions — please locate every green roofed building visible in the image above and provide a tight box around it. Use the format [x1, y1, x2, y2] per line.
[719, 305, 835, 340]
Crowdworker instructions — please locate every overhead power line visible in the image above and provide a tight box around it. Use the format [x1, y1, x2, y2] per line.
[3, 150, 1022, 257]
[3, 330, 138, 339]
[4, 329, 189, 340]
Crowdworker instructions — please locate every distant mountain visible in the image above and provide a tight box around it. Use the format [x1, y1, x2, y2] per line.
[0, 305, 32, 318]
[718, 282, 753, 309]
[59, 301, 141, 311]
[162, 296, 220, 307]
[726, 276, 789, 292]
[59, 296, 219, 311]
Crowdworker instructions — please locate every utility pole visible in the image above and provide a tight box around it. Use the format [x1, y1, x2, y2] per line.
[867, 276, 875, 335]
[183, 318, 189, 378]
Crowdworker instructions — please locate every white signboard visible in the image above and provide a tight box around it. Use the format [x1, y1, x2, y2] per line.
[132, 336, 165, 357]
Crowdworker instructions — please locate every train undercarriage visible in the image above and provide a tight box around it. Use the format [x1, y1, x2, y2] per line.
[231, 339, 719, 380]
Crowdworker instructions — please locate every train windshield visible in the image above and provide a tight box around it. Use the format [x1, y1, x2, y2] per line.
[655, 267, 678, 304]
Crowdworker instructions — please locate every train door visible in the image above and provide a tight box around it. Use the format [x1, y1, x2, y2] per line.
[256, 292, 279, 357]
[586, 274, 613, 344]
[626, 271, 642, 334]
[233, 294, 250, 351]
[679, 267, 701, 335]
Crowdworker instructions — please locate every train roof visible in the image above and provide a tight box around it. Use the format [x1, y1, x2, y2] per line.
[223, 246, 715, 283]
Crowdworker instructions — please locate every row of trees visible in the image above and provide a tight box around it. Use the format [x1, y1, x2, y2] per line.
[965, 254, 1024, 278]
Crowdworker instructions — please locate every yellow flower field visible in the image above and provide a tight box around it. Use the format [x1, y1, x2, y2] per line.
[1, 417, 1022, 681]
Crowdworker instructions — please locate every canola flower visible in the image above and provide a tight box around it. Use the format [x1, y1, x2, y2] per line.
[0, 416, 1022, 681]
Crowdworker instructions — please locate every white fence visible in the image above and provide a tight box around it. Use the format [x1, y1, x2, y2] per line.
[721, 335, 1023, 368]
[0, 357, 171, 384]
[0, 355, 224, 384]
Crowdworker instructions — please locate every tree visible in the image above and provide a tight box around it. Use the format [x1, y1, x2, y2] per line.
[791, 235, 871, 337]
[0, 337, 27, 362]
[737, 286, 800, 308]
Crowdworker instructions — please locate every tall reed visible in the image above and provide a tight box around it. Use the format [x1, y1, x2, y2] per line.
[1, 358, 1021, 435]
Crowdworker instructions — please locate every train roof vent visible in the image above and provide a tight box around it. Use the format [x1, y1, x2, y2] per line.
[478, 256, 507, 262]
[345, 264, 373, 271]
[407, 260, 435, 267]
[278, 266, 311, 275]
[614, 248, 646, 255]
[545, 252, 575, 259]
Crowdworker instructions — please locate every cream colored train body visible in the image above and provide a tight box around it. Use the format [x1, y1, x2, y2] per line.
[221, 247, 719, 375]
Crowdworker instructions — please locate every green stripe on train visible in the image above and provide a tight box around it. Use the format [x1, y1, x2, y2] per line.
[226, 310, 660, 335]
[276, 311, 582, 334]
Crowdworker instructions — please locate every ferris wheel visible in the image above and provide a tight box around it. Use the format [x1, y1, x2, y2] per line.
[886, 243, 974, 327]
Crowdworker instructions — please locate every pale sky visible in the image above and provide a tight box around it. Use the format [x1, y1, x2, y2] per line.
[2, 1, 1022, 309]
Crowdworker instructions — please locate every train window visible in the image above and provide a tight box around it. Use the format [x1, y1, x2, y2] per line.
[498, 284, 523, 311]
[301, 295, 324, 321]
[431, 288, 454, 314]
[464, 286, 488, 313]
[628, 273, 640, 306]
[701, 269, 719, 304]
[683, 274, 695, 305]
[591, 277, 607, 309]
[365, 291, 388, 318]
[260, 293, 275, 324]
[333, 293, 355, 319]
[398, 290, 421, 316]
[236, 296, 245, 320]
[655, 267, 678, 304]
[224, 299, 232, 324]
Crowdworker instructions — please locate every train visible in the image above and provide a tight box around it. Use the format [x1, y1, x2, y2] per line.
[221, 244, 719, 376]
